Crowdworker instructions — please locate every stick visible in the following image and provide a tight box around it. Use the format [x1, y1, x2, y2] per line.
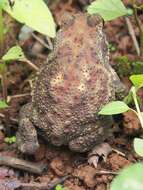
[0, 176, 69, 190]
[32, 33, 53, 50]
[20, 58, 39, 71]
[95, 170, 118, 175]
[7, 93, 30, 102]
[132, 0, 143, 55]
[20, 175, 69, 190]
[125, 17, 140, 55]
[112, 148, 126, 157]
[0, 156, 46, 174]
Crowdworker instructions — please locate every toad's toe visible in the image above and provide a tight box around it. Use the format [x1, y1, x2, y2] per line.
[88, 143, 112, 167]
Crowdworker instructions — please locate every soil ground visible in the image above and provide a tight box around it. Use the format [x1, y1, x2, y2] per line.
[0, 1, 143, 190]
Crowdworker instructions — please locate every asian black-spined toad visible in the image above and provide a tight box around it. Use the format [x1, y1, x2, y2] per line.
[17, 13, 125, 164]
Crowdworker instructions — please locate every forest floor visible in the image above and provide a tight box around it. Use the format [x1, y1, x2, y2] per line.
[0, 1, 143, 190]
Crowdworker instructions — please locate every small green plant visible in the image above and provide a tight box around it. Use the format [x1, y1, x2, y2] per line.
[114, 56, 143, 77]
[2, 45, 25, 61]
[99, 74, 143, 156]
[108, 43, 117, 52]
[5, 136, 16, 144]
[0, 45, 38, 102]
[87, 0, 143, 55]
[99, 74, 143, 189]
[55, 184, 67, 190]
[0, 0, 56, 104]
[0, 100, 8, 109]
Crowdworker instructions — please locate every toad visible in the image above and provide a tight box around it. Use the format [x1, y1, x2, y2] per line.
[17, 13, 125, 165]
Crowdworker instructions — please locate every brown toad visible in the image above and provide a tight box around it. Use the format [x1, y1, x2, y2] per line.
[17, 13, 125, 161]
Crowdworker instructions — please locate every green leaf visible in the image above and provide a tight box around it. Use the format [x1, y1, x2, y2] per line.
[111, 163, 143, 190]
[0, 100, 8, 109]
[55, 184, 64, 190]
[127, 8, 133, 16]
[4, 137, 10, 143]
[140, 4, 143, 9]
[4, 136, 16, 144]
[124, 87, 142, 106]
[0, 63, 6, 73]
[11, 136, 16, 143]
[87, 0, 128, 21]
[2, 0, 56, 38]
[99, 101, 130, 115]
[134, 138, 143, 157]
[123, 90, 133, 105]
[130, 74, 143, 88]
[2, 45, 25, 61]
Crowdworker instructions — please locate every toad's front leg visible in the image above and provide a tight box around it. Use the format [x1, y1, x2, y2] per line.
[16, 103, 39, 154]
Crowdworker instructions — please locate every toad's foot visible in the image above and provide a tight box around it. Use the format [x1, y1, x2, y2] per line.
[17, 103, 39, 154]
[88, 143, 112, 167]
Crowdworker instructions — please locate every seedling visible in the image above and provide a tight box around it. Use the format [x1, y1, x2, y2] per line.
[114, 56, 143, 77]
[108, 43, 117, 52]
[5, 136, 16, 144]
[99, 74, 143, 190]
[87, 0, 143, 55]
[99, 74, 143, 157]
[0, 45, 38, 102]
[1, 45, 38, 72]
[0, 100, 8, 109]
[55, 184, 67, 190]
[0, 0, 56, 103]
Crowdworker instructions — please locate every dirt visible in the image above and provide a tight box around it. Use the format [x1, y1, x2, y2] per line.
[0, 1, 142, 190]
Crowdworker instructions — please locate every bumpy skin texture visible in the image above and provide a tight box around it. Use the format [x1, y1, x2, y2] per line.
[17, 13, 125, 154]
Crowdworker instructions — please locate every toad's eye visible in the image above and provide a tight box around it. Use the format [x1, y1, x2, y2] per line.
[8, 0, 15, 8]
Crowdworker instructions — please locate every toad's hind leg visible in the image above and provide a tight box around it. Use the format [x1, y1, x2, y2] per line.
[88, 143, 112, 167]
[16, 103, 39, 154]
[69, 134, 112, 167]
[69, 117, 113, 166]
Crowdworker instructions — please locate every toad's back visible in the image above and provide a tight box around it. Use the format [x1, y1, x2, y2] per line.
[31, 13, 115, 146]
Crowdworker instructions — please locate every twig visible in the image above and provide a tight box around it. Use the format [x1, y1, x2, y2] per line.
[20, 175, 69, 190]
[112, 148, 126, 157]
[7, 93, 30, 102]
[0, 156, 46, 174]
[95, 170, 118, 175]
[32, 33, 53, 50]
[1, 64, 8, 101]
[20, 58, 39, 71]
[125, 17, 140, 55]
[132, 0, 143, 55]
[46, 36, 53, 50]
[0, 6, 4, 55]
